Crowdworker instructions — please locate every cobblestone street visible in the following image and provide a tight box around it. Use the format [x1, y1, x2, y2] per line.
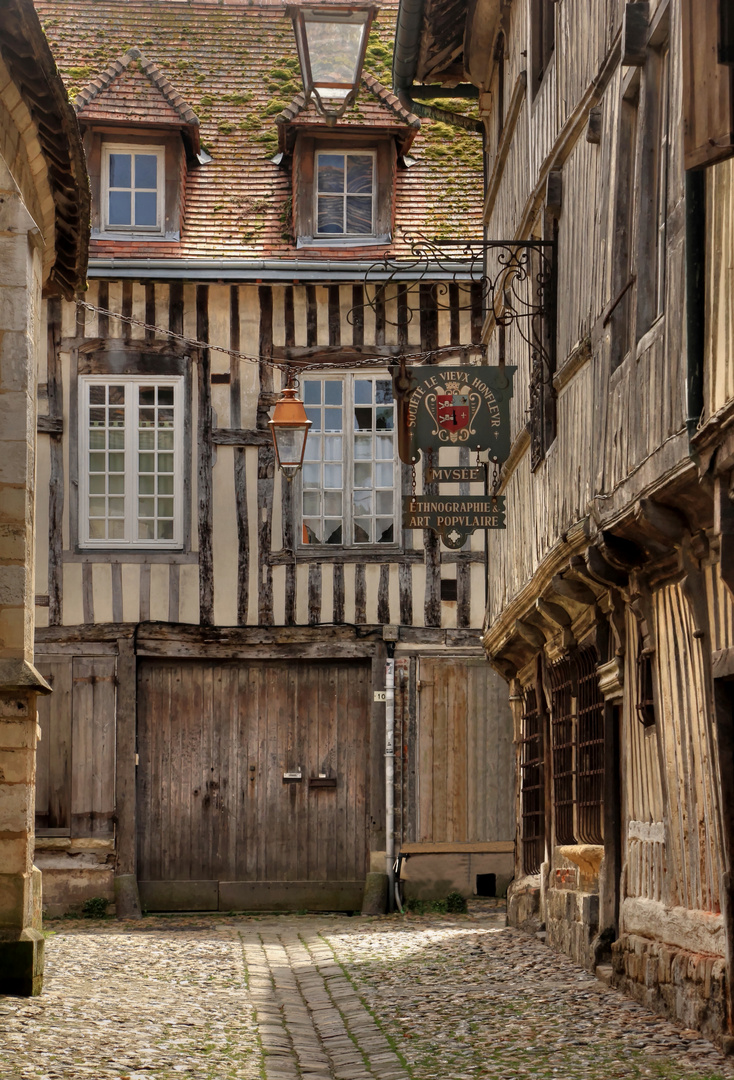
[2, 907, 734, 1080]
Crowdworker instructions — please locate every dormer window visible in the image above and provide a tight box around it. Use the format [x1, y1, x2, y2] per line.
[73, 49, 201, 246]
[276, 73, 420, 250]
[315, 150, 375, 237]
[102, 144, 164, 234]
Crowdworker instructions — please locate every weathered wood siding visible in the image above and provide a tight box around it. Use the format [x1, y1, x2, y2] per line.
[416, 657, 514, 843]
[136, 658, 371, 885]
[705, 157, 734, 421]
[36, 280, 487, 634]
[653, 582, 723, 914]
[35, 653, 116, 838]
[484, 0, 688, 625]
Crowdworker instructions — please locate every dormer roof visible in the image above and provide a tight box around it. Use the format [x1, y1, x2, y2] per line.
[35, 0, 483, 262]
[277, 73, 420, 157]
[75, 48, 200, 154]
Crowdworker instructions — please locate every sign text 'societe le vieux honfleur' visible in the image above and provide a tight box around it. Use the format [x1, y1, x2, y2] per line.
[397, 365, 516, 548]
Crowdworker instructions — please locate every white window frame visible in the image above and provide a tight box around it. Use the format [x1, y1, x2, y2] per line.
[314, 149, 376, 239]
[100, 143, 165, 235]
[79, 375, 184, 549]
[299, 372, 400, 550]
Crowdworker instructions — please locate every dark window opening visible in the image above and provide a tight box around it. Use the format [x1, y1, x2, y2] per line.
[531, 0, 556, 92]
[476, 873, 496, 897]
[441, 578, 458, 602]
[495, 32, 506, 145]
[520, 684, 545, 873]
[549, 647, 605, 846]
[576, 646, 604, 844]
[549, 657, 576, 844]
[636, 648, 657, 727]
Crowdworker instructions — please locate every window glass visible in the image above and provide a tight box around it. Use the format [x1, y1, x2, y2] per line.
[301, 374, 395, 546]
[104, 146, 163, 232]
[316, 151, 374, 237]
[81, 378, 182, 547]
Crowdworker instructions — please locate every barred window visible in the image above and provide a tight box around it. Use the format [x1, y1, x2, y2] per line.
[520, 685, 545, 875]
[576, 647, 605, 844]
[548, 648, 604, 846]
[549, 657, 576, 845]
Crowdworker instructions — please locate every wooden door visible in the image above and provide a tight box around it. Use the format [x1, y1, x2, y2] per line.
[35, 655, 117, 838]
[136, 658, 371, 911]
[417, 657, 514, 842]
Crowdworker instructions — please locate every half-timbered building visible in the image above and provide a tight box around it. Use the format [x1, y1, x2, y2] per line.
[395, 0, 734, 1047]
[31, 0, 514, 917]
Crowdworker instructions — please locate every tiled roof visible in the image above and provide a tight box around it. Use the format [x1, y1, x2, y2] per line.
[277, 73, 420, 158]
[75, 48, 200, 149]
[34, 0, 483, 263]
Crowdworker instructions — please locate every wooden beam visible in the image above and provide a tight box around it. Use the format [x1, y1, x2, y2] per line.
[514, 618, 546, 648]
[622, 1, 649, 66]
[212, 427, 271, 446]
[37, 414, 62, 435]
[114, 636, 141, 919]
[258, 285, 275, 626]
[551, 572, 597, 606]
[196, 285, 214, 627]
[271, 344, 406, 362]
[400, 840, 514, 854]
[46, 297, 63, 627]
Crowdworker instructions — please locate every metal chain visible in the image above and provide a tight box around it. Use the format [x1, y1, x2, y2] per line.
[74, 299, 478, 375]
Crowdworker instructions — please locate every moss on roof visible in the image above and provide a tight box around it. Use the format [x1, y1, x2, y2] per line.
[35, 0, 483, 262]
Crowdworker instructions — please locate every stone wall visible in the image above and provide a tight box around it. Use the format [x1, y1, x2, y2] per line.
[545, 886, 600, 971]
[612, 933, 728, 1043]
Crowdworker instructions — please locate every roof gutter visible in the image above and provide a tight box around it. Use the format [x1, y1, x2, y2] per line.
[392, 0, 481, 132]
[87, 257, 476, 283]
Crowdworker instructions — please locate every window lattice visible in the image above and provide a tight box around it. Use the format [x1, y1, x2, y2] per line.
[576, 646, 604, 844]
[549, 657, 576, 844]
[520, 685, 545, 875]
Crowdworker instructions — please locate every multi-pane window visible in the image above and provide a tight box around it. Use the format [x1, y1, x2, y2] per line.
[315, 151, 375, 236]
[80, 376, 183, 547]
[101, 144, 164, 233]
[301, 375, 396, 546]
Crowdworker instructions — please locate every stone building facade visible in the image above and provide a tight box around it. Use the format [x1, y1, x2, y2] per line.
[0, 0, 88, 995]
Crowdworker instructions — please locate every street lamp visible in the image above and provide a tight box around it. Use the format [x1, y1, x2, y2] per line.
[269, 380, 312, 480]
[287, 4, 377, 124]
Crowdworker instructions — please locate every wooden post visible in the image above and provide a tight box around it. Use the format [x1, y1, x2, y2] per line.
[114, 635, 141, 919]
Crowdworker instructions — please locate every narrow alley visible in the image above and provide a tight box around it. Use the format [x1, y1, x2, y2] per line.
[1, 906, 732, 1080]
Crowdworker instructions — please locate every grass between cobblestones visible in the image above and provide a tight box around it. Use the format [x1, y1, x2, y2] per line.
[1, 912, 734, 1080]
[321, 915, 734, 1080]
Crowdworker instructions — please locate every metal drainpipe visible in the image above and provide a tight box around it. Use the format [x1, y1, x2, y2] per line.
[685, 169, 706, 457]
[385, 645, 396, 912]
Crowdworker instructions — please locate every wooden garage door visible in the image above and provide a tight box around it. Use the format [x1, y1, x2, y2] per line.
[137, 659, 371, 911]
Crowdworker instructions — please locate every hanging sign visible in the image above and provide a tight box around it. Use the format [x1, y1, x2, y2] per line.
[403, 494, 506, 548]
[426, 465, 486, 483]
[395, 365, 516, 466]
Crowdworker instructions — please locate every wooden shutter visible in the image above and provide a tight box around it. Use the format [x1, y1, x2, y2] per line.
[682, 0, 734, 169]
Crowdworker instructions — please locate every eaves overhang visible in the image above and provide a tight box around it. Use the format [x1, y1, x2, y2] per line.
[1, 0, 90, 298]
[87, 256, 476, 283]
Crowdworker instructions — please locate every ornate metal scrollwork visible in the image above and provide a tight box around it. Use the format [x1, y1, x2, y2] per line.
[351, 230, 556, 468]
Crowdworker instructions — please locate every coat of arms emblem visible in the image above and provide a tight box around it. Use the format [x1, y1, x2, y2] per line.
[425, 379, 480, 443]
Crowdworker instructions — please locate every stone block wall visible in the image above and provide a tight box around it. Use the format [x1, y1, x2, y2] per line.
[546, 887, 600, 971]
[612, 933, 728, 1042]
[506, 879, 542, 932]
